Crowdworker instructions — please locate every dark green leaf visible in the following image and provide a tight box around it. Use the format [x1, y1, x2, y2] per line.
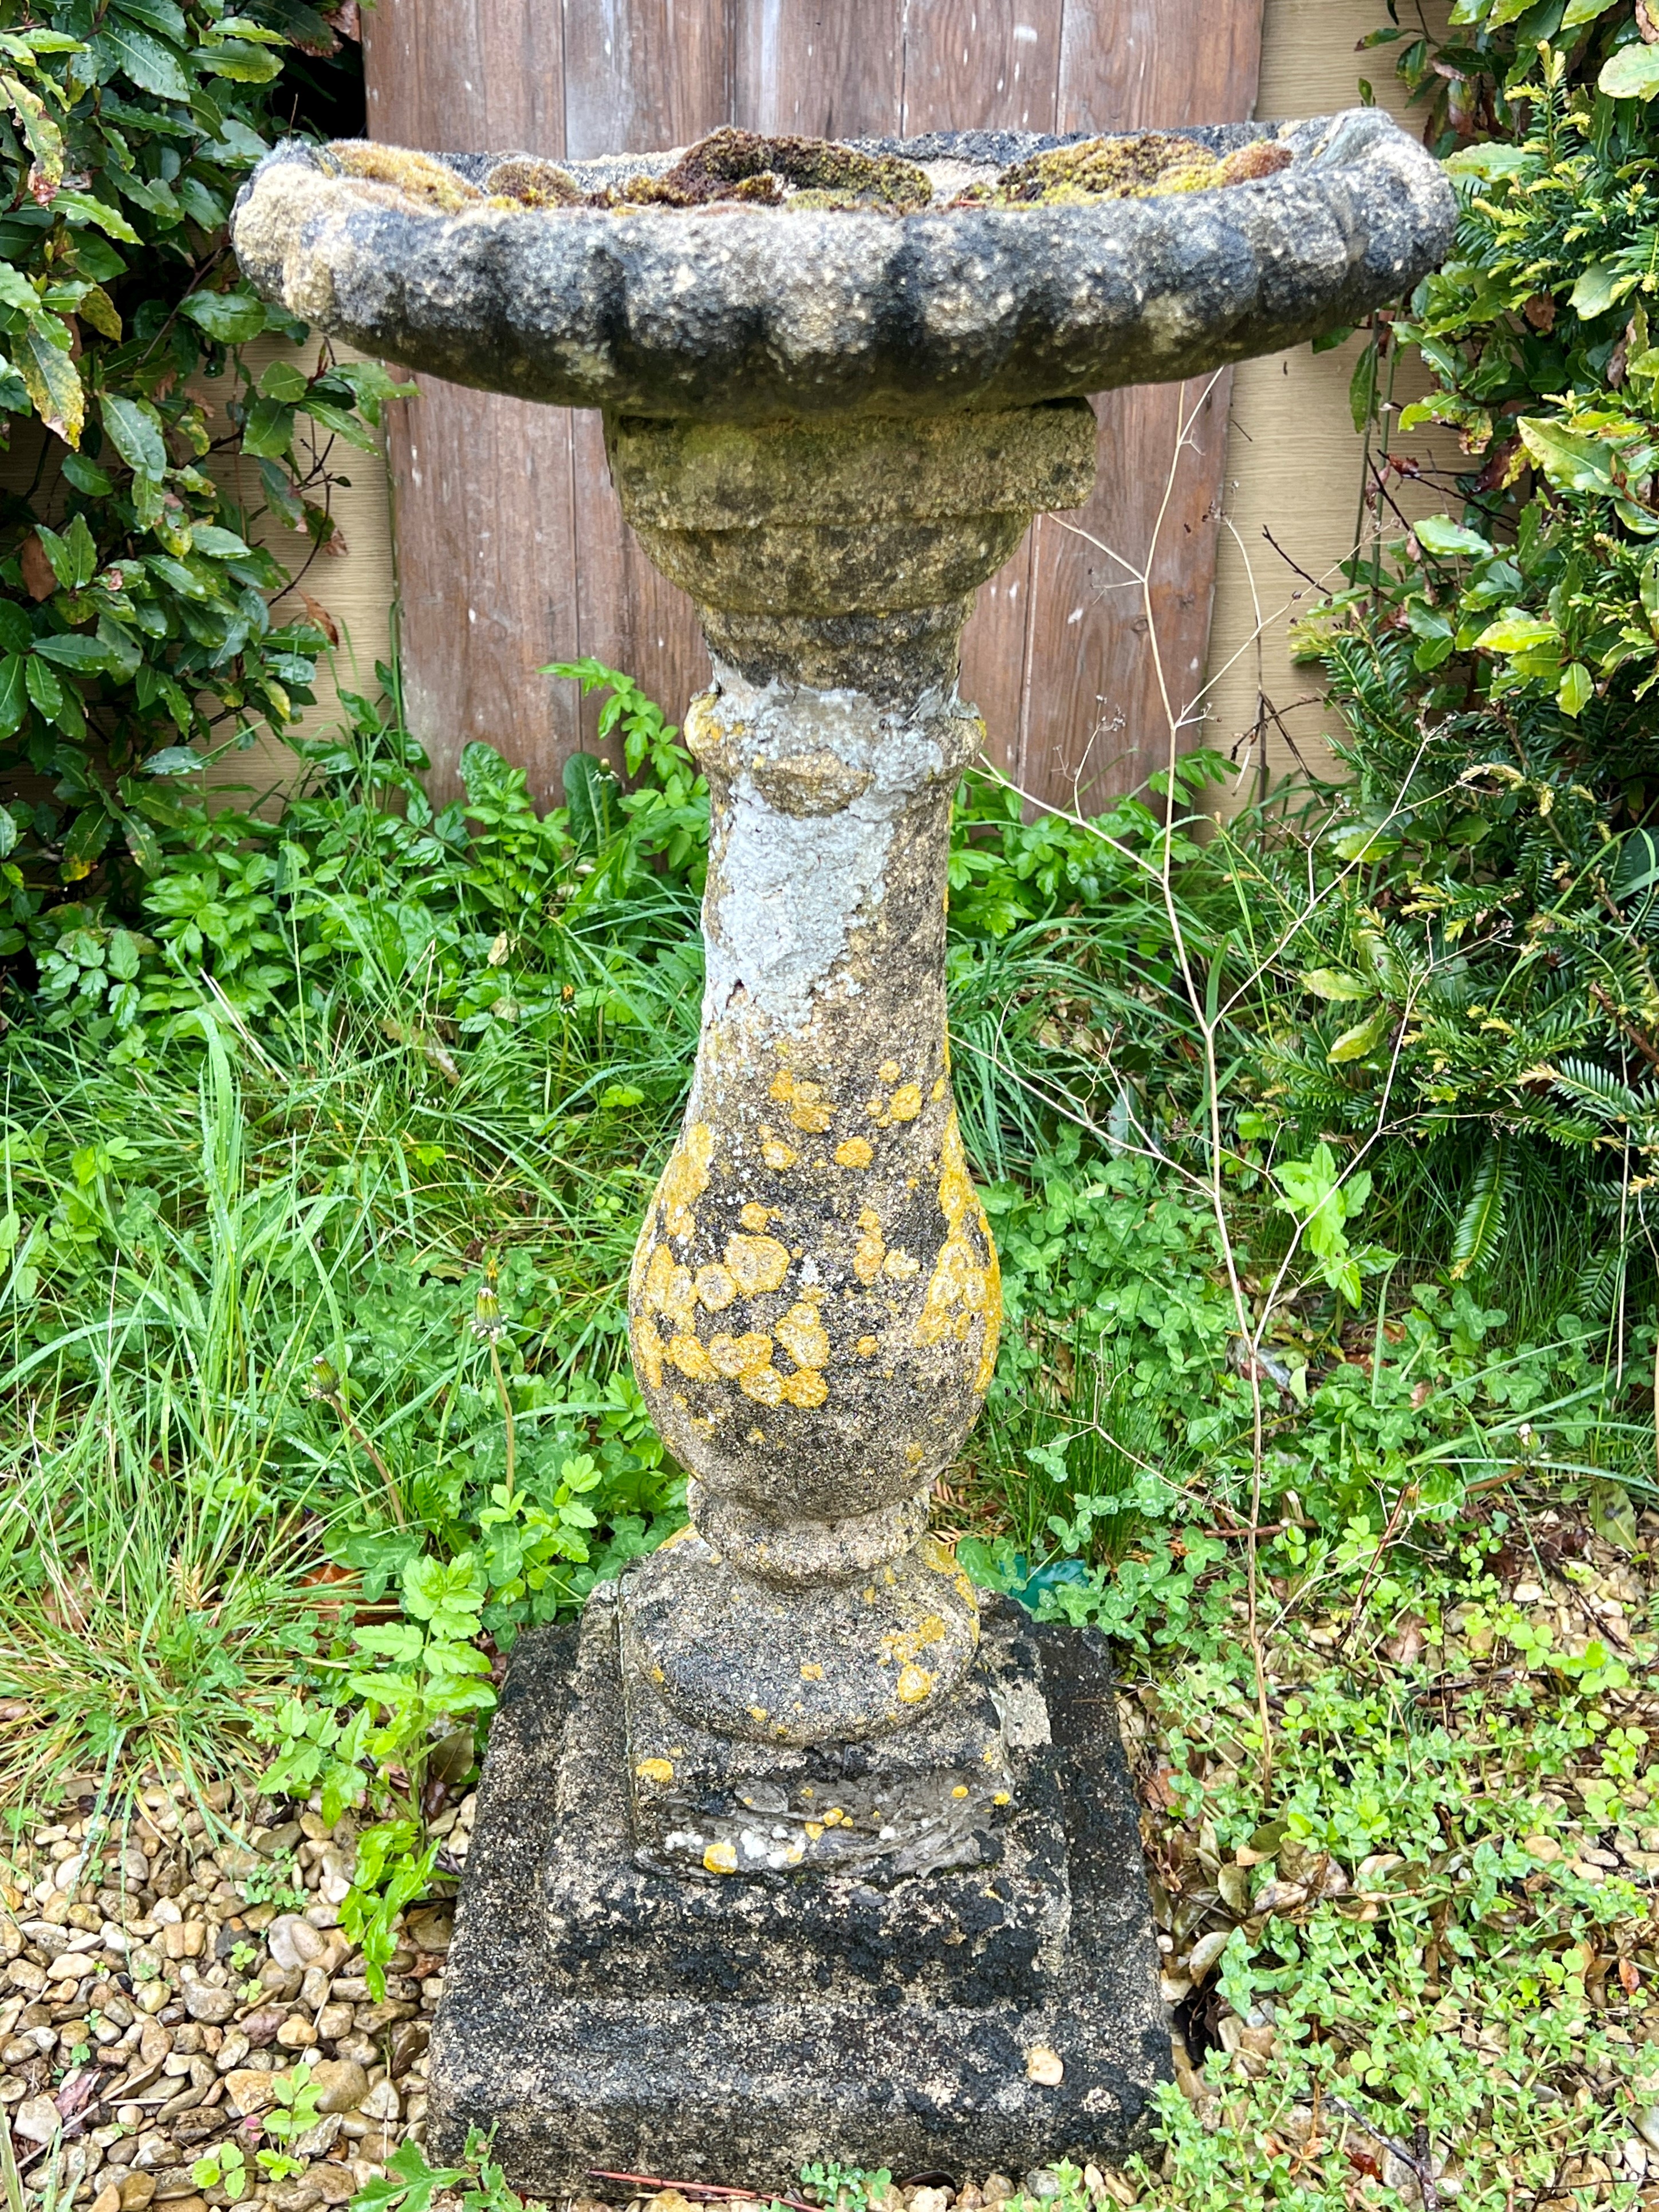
[180, 289, 267, 344]
[91, 22, 193, 99]
[0, 604, 31, 654]
[240, 397, 295, 458]
[100, 395, 167, 479]
[0, 655, 25, 739]
[34, 632, 115, 672]
[113, 0, 188, 41]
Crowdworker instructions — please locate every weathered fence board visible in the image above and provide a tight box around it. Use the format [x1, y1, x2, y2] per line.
[363, 0, 1264, 809]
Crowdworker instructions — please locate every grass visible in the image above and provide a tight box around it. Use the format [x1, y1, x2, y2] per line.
[2, 705, 1657, 2210]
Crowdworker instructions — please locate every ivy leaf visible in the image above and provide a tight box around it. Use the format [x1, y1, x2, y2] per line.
[0, 655, 26, 740]
[180, 288, 267, 344]
[18, 318, 83, 446]
[101, 395, 168, 479]
[92, 23, 192, 101]
[1600, 42, 1659, 99]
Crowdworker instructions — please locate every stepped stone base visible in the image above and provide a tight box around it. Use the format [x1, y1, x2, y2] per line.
[426, 1588, 1169, 2194]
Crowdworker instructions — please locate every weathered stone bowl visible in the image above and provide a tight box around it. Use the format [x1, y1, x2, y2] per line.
[231, 111, 1454, 424]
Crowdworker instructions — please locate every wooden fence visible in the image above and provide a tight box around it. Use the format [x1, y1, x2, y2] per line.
[360, 0, 1266, 812]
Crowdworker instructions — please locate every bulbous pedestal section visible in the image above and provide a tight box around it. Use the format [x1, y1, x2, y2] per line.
[614, 402, 1096, 1743]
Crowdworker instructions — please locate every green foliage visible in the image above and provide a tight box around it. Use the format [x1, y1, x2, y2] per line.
[338, 1820, 439, 1999]
[0, 0, 401, 954]
[351, 2132, 526, 2212]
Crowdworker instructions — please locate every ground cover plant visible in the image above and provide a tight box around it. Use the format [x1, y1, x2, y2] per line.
[2, 3, 1659, 2211]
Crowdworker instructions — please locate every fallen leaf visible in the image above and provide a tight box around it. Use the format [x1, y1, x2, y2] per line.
[19, 532, 56, 600]
[301, 590, 339, 646]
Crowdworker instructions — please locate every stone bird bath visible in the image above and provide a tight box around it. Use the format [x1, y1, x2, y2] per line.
[234, 114, 1452, 2186]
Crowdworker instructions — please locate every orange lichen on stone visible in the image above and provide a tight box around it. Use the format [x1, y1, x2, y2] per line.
[739, 1202, 774, 1230]
[888, 1083, 923, 1122]
[782, 1368, 828, 1408]
[895, 1664, 933, 1703]
[725, 1233, 791, 1296]
[834, 1136, 874, 1168]
[856, 1335, 880, 1357]
[635, 1757, 675, 1785]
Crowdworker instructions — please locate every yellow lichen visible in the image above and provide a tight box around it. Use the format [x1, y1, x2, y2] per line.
[994, 1791, 1011, 1807]
[695, 1262, 738, 1312]
[782, 1368, 828, 1408]
[882, 1249, 920, 1280]
[805, 1821, 825, 1840]
[636, 1757, 675, 1785]
[759, 1126, 799, 1171]
[666, 1332, 715, 1381]
[775, 1302, 830, 1371]
[740, 1367, 785, 1407]
[852, 1208, 886, 1284]
[856, 1335, 879, 1358]
[656, 1121, 715, 1241]
[878, 1060, 901, 1083]
[915, 1111, 1003, 1390]
[951, 1785, 969, 1800]
[739, 1202, 774, 1231]
[931, 1077, 948, 1101]
[633, 1313, 667, 1390]
[801, 1661, 823, 1679]
[771, 1067, 834, 1133]
[888, 1083, 923, 1122]
[725, 1233, 791, 1295]
[703, 1840, 738, 1875]
[708, 1331, 775, 1380]
[834, 1136, 874, 1169]
[896, 1664, 933, 1704]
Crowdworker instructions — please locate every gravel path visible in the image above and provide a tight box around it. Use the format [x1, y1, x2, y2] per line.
[0, 1785, 476, 2212]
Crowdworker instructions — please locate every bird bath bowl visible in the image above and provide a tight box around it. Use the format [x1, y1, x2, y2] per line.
[234, 113, 1452, 2188]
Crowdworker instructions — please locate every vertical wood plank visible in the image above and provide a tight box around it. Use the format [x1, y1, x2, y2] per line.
[899, 0, 1064, 777]
[1013, 0, 1266, 811]
[364, 0, 581, 805]
[733, 0, 903, 137]
[561, 0, 730, 756]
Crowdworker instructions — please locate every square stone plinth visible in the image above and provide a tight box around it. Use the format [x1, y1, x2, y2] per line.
[427, 1588, 1169, 2193]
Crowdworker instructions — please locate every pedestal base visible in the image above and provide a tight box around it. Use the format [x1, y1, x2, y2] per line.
[427, 1587, 1170, 2192]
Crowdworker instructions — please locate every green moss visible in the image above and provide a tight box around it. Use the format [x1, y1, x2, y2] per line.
[328, 142, 482, 214]
[987, 131, 1292, 207]
[619, 128, 932, 214]
[482, 156, 584, 208]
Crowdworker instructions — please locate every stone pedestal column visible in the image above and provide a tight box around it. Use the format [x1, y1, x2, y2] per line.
[608, 402, 1095, 1780]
